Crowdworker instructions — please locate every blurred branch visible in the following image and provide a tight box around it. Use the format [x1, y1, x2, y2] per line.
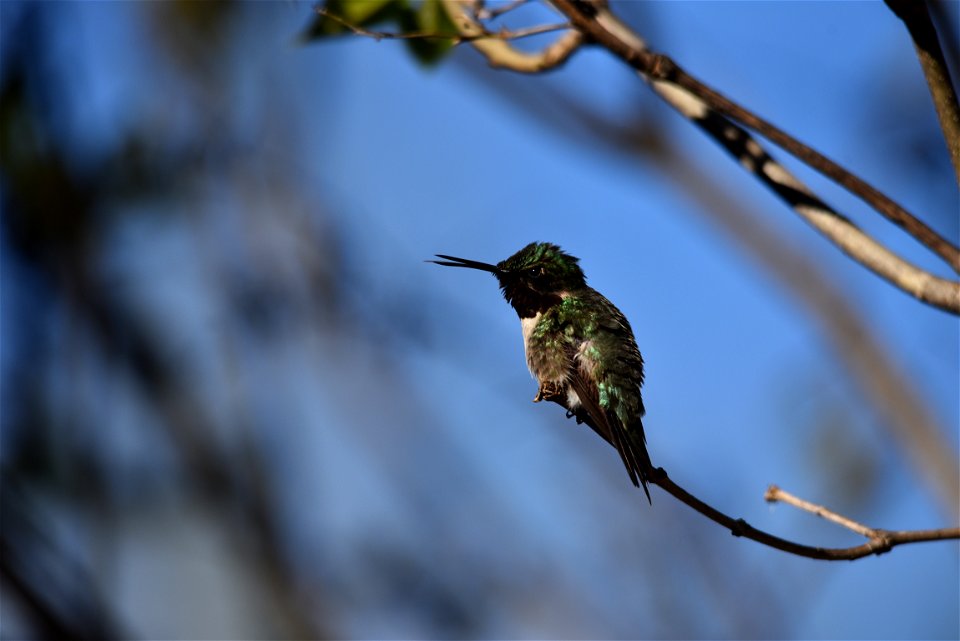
[928, 1, 960, 79]
[1, 28, 328, 634]
[442, 0, 582, 73]
[885, 0, 960, 183]
[550, 0, 960, 297]
[646, 468, 960, 561]
[1, 482, 127, 640]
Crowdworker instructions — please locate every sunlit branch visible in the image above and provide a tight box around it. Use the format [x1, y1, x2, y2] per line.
[647, 468, 960, 561]
[475, 0, 529, 21]
[765, 484, 880, 538]
[542, 389, 960, 560]
[442, 0, 582, 73]
[765, 484, 960, 547]
[549, 0, 960, 282]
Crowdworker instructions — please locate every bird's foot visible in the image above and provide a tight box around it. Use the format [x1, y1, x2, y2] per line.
[533, 381, 564, 403]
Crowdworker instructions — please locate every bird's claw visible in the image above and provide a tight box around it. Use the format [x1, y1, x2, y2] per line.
[533, 381, 564, 403]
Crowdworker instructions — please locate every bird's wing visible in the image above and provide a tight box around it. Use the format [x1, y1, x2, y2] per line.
[566, 356, 651, 503]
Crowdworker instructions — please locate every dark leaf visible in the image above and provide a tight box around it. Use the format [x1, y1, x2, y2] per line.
[299, 0, 399, 41]
[404, 0, 457, 65]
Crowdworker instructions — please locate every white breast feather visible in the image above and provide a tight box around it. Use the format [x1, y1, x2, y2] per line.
[520, 313, 541, 354]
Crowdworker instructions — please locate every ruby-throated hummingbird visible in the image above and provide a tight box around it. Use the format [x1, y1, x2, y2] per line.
[430, 242, 653, 502]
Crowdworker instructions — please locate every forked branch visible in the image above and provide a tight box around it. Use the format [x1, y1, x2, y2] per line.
[545, 0, 960, 312]
[647, 468, 959, 560]
[313, 2, 583, 73]
[314, 1, 960, 310]
[543, 392, 960, 560]
[441, 0, 582, 73]
[549, 0, 960, 271]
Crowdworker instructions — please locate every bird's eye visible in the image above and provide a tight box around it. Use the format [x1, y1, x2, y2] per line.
[527, 267, 542, 278]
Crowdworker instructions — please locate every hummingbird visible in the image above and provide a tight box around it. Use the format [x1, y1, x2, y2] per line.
[430, 242, 653, 502]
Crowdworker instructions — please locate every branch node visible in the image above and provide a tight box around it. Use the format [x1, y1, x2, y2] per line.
[648, 52, 674, 80]
[763, 484, 780, 502]
[868, 532, 895, 556]
[731, 518, 750, 538]
[649, 466, 668, 483]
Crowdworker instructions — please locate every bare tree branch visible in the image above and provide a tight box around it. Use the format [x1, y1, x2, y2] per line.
[691, 102, 959, 314]
[475, 0, 529, 21]
[765, 484, 879, 538]
[314, 3, 583, 73]
[885, 0, 960, 184]
[442, 0, 583, 73]
[647, 468, 959, 561]
[765, 484, 960, 548]
[549, 390, 959, 559]
[549, 0, 960, 280]
[315, 7, 571, 44]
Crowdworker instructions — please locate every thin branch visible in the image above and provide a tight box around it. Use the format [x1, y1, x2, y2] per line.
[475, 0, 528, 21]
[316, 8, 440, 41]
[549, 390, 959, 558]
[442, 0, 583, 73]
[885, 0, 960, 184]
[315, 7, 570, 43]
[765, 484, 960, 548]
[489, 22, 573, 40]
[647, 468, 960, 561]
[687, 104, 960, 314]
[664, 63, 960, 274]
[764, 484, 876, 537]
[549, 0, 960, 276]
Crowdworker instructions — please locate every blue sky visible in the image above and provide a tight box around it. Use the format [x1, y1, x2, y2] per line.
[2, 1, 958, 638]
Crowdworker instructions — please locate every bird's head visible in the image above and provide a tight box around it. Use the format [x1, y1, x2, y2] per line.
[431, 242, 586, 317]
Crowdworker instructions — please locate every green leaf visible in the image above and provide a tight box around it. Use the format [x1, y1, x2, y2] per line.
[417, 0, 454, 32]
[341, 0, 396, 24]
[298, 0, 458, 67]
[404, 0, 457, 65]
[299, 0, 399, 41]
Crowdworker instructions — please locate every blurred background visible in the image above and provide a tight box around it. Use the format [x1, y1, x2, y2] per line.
[1, 1, 958, 639]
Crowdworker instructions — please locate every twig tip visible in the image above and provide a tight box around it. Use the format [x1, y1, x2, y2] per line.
[764, 484, 781, 503]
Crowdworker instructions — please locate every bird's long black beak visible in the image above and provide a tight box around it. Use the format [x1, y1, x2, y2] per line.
[428, 254, 501, 275]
